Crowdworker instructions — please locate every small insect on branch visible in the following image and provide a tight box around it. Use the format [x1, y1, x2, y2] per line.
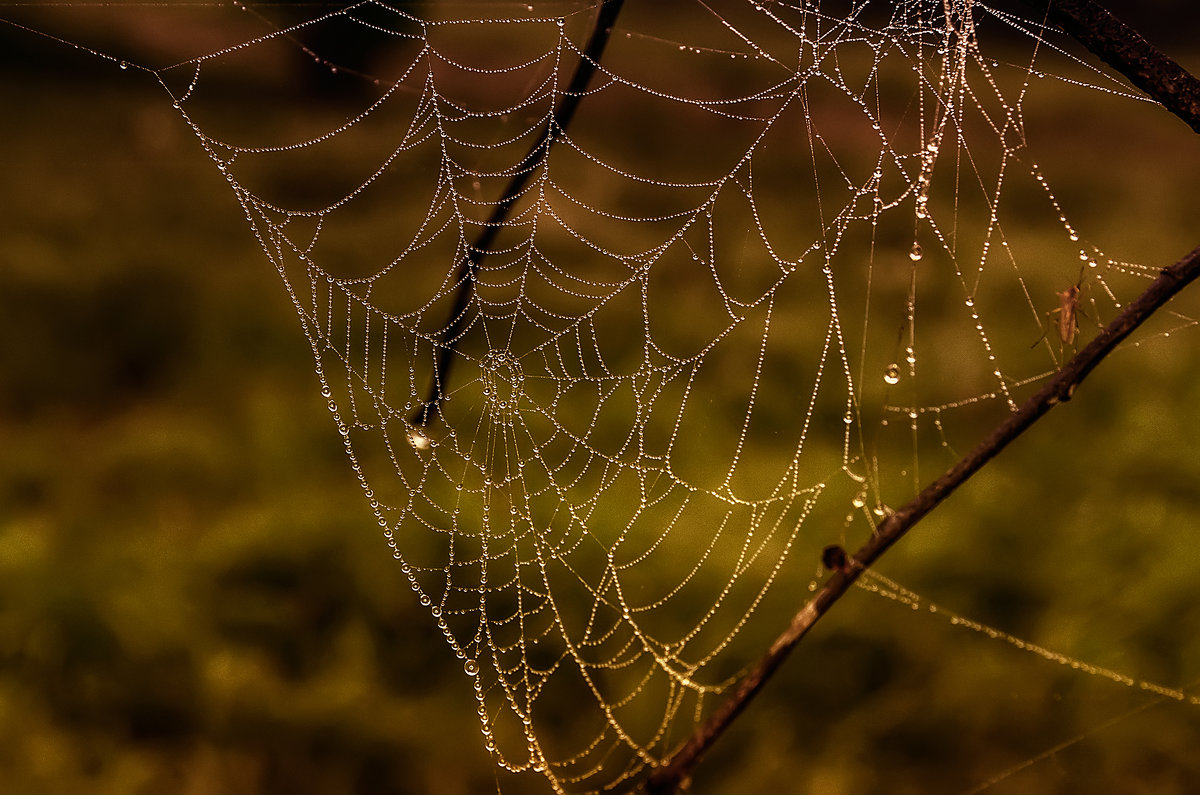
[1055, 282, 1082, 347]
[1032, 266, 1090, 354]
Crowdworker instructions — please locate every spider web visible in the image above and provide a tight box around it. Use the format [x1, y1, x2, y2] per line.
[7, 0, 1197, 791]
[150, 2, 1193, 790]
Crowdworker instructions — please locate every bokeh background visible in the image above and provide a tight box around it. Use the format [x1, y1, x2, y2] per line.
[2, 2, 1200, 793]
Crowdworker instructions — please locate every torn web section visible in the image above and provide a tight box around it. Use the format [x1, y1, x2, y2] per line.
[763, 0, 1172, 511]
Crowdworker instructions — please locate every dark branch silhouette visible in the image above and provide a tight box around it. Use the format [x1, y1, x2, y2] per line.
[645, 2, 1200, 790]
[411, 0, 625, 427]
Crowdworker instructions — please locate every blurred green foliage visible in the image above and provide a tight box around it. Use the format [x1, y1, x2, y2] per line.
[2, 9, 1200, 795]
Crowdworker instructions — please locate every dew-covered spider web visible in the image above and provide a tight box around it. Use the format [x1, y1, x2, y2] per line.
[7, 0, 1199, 791]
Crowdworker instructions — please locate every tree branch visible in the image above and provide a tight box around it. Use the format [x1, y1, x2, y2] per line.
[1018, 0, 1200, 134]
[644, 3, 1200, 790]
[645, 242, 1200, 791]
[412, 0, 625, 427]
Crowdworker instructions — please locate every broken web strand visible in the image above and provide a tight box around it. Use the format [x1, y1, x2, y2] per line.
[860, 569, 1198, 704]
[10, 0, 1198, 791]
[857, 569, 1200, 791]
[960, 677, 1200, 795]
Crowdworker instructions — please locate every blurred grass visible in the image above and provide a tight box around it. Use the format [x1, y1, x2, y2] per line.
[0, 73, 501, 794]
[2, 7, 1200, 795]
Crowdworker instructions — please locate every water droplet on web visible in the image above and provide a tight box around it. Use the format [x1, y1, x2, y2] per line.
[464, 659, 479, 676]
[909, 242, 923, 262]
[883, 363, 901, 384]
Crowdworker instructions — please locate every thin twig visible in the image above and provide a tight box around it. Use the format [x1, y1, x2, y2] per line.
[412, 0, 625, 426]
